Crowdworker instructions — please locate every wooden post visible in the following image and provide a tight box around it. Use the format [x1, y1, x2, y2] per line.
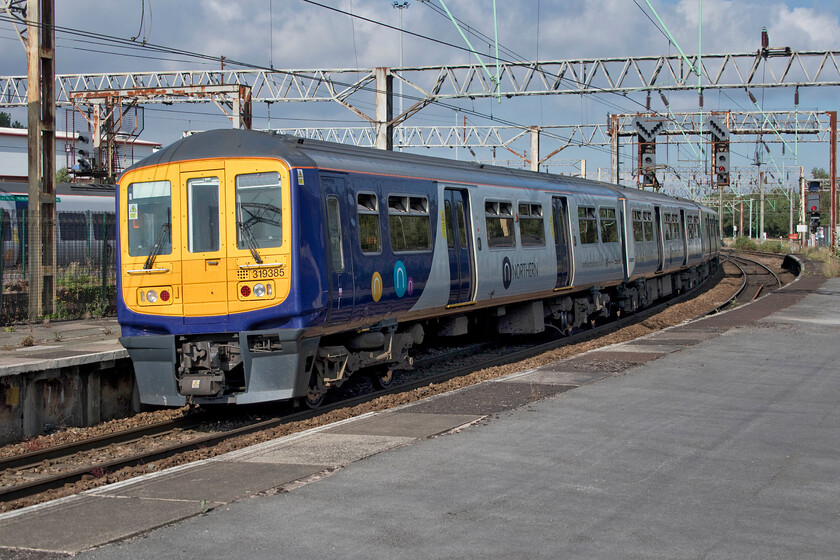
[26, 0, 57, 320]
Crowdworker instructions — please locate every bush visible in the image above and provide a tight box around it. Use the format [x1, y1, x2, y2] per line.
[53, 263, 116, 319]
[758, 240, 785, 254]
[733, 236, 758, 251]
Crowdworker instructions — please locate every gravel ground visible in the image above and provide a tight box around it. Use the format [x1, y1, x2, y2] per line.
[0, 258, 758, 512]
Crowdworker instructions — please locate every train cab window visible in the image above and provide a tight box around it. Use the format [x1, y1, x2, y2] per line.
[485, 201, 515, 248]
[518, 203, 545, 247]
[326, 196, 344, 272]
[357, 193, 381, 254]
[187, 177, 220, 253]
[632, 210, 645, 242]
[578, 206, 598, 245]
[235, 172, 283, 251]
[599, 207, 619, 243]
[127, 180, 172, 257]
[58, 212, 87, 241]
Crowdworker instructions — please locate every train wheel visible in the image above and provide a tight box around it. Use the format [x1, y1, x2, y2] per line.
[370, 366, 395, 390]
[303, 371, 326, 409]
[304, 385, 326, 409]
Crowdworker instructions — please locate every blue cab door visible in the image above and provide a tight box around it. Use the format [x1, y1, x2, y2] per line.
[320, 174, 355, 324]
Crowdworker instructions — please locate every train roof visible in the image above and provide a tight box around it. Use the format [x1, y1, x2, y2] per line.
[0, 181, 115, 197]
[125, 129, 715, 214]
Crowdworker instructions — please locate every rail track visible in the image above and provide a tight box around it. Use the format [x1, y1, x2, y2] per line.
[720, 251, 783, 305]
[0, 252, 794, 506]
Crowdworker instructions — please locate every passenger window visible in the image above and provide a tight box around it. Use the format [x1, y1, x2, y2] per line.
[578, 206, 598, 245]
[388, 195, 432, 252]
[600, 207, 619, 243]
[235, 171, 283, 250]
[327, 196, 344, 272]
[92, 212, 116, 241]
[127, 180, 172, 257]
[357, 193, 381, 254]
[518, 203, 545, 247]
[58, 212, 87, 241]
[187, 177, 220, 253]
[485, 201, 515, 248]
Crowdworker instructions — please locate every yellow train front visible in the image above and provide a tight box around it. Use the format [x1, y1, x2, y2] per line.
[118, 131, 326, 406]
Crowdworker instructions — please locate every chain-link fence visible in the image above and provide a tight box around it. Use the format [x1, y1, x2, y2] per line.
[0, 210, 117, 324]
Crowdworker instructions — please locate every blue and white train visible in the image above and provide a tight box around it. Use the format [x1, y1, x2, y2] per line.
[116, 129, 720, 407]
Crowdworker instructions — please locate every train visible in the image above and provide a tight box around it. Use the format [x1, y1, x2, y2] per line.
[0, 182, 116, 268]
[116, 129, 720, 407]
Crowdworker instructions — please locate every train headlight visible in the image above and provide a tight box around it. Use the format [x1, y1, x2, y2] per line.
[253, 283, 266, 297]
[240, 285, 251, 297]
[146, 290, 158, 303]
[160, 290, 170, 302]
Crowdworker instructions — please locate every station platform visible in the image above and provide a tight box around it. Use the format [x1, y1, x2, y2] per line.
[1, 268, 838, 558]
[0, 318, 128, 444]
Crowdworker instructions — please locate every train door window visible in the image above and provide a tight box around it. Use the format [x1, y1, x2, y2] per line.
[58, 212, 87, 241]
[326, 196, 344, 272]
[578, 206, 598, 244]
[632, 210, 645, 242]
[444, 200, 455, 249]
[187, 177, 220, 253]
[357, 192, 381, 254]
[388, 195, 432, 252]
[518, 203, 545, 247]
[0, 209, 10, 241]
[643, 211, 654, 241]
[663, 214, 673, 241]
[485, 200, 515, 248]
[455, 200, 468, 245]
[599, 207, 619, 243]
[127, 180, 171, 257]
[235, 171, 283, 250]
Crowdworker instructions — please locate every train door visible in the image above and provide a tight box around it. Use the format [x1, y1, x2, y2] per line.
[321, 174, 355, 324]
[444, 188, 474, 305]
[179, 169, 228, 323]
[551, 196, 572, 289]
[654, 206, 664, 272]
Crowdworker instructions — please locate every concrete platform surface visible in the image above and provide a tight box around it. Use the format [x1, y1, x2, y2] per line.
[1, 272, 838, 558]
[0, 318, 123, 377]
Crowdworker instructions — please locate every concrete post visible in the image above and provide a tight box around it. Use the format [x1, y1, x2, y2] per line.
[375, 67, 393, 150]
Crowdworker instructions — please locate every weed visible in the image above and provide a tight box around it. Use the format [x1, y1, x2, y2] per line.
[20, 332, 34, 347]
[4, 326, 13, 333]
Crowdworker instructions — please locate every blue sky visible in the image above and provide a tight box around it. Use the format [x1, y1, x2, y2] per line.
[1, 0, 838, 192]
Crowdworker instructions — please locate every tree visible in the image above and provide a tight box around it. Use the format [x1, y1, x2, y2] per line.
[0, 111, 24, 128]
[56, 167, 70, 183]
[812, 167, 829, 179]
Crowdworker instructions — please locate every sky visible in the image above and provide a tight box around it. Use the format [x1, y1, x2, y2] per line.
[1, 0, 839, 196]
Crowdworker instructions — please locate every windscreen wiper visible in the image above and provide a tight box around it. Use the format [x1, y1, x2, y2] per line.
[237, 220, 263, 264]
[144, 222, 171, 270]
